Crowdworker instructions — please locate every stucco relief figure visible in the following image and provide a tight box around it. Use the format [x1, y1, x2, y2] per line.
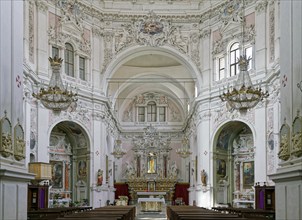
[14, 137, 25, 161]
[170, 161, 178, 177]
[97, 169, 103, 186]
[1, 133, 12, 157]
[292, 132, 302, 157]
[278, 134, 290, 161]
[126, 162, 135, 177]
[201, 169, 207, 186]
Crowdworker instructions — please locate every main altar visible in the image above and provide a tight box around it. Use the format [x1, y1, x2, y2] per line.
[124, 125, 178, 206]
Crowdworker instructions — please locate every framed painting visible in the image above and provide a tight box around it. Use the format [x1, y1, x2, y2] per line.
[217, 159, 226, 177]
[243, 161, 254, 188]
[78, 160, 87, 177]
[50, 161, 63, 188]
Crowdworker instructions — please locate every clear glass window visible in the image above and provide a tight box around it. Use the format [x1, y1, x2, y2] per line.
[79, 57, 85, 80]
[138, 107, 145, 122]
[65, 43, 74, 77]
[147, 102, 157, 122]
[52, 46, 59, 58]
[159, 107, 166, 122]
[229, 42, 240, 77]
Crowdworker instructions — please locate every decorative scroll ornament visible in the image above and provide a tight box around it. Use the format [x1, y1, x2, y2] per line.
[220, 55, 269, 112]
[140, 11, 164, 35]
[33, 57, 78, 112]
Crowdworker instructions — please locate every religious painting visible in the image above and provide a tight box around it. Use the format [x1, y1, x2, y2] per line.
[78, 160, 87, 177]
[50, 161, 63, 188]
[243, 161, 254, 188]
[217, 159, 226, 177]
[147, 153, 156, 173]
[217, 130, 231, 151]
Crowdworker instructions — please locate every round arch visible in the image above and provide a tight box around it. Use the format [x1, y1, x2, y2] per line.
[101, 45, 202, 95]
[48, 119, 92, 148]
[211, 119, 256, 208]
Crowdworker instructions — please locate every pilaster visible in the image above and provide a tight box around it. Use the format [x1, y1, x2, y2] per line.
[255, 1, 268, 72]
[254, 106, 267, 183]
[195, 106, 212, 208]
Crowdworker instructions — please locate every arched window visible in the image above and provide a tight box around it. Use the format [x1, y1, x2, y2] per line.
[229, 42, 240, 77]
[147, 101, 157, 122]
[65, 43, 74, 77]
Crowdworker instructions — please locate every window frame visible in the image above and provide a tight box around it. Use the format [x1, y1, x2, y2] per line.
[64, 43, 74, 77]
[79, 56, 86, 81]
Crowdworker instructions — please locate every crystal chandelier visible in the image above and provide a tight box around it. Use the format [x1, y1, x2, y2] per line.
[220, 0, 268, 111]
[220, 55, 269, 111]
[33, 57, 77, 112]
[111, 139, 126, 159]
[176, 137, 192, 158]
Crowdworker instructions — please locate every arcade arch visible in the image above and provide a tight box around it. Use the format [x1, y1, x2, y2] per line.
[48, 121, 90, 207]
[213, 121, 255, 208]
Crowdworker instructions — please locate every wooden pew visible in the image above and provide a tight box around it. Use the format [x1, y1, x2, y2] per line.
[166, 205, 266, 220]
[212, 207, 275, 219]
[27, 207, 92, 220]
[56, 205, 136, 220]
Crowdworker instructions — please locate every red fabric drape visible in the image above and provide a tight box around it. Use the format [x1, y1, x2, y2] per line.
[114, 183, 129, 200]
[174, 183, 190, 205]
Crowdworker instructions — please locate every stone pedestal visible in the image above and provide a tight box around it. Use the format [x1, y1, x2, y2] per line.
[269, 159, 302, 220]
[0, 169, 35, 220]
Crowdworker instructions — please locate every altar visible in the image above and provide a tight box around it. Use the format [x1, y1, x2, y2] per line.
[138, 197, 165, 212]
[137, 191, 166, 198]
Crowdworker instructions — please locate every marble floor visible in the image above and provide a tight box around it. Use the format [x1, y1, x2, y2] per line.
[135, 212, 167, 220]
[135, 204, 167, 220]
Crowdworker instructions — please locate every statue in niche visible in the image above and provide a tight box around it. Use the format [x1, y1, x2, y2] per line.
[201, 169, 207, 186]
[147, 155, 156, 173]
[78, 160, 87, 177]
[97, 169, 103, 186]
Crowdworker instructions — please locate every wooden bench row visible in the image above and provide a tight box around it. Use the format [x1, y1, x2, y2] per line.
[28, 207, 92, 220]
[56, 205, 136, 220]
[166, 205, 269, 220]
[212, 207, 275, 219]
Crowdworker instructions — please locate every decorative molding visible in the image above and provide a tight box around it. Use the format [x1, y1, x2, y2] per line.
[29, 1, 35, 63]
[92, 26, 104, 37]
[49, 102, 92, 133]
[269, 1, 275, 62]
[218, 0, 242, 27]
[35, 0, 48, 13]
[255, 0, 268, 14]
